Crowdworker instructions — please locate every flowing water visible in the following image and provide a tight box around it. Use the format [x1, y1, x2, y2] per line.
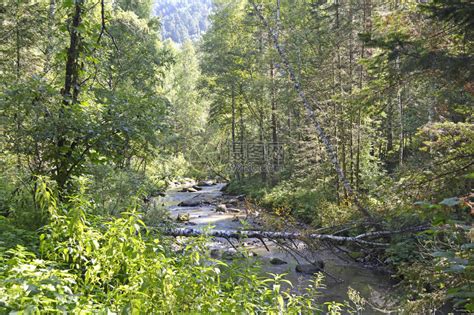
[154, 183, 399, 314]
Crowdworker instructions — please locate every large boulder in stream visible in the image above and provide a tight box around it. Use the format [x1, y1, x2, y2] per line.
[270, 258, 288, 265]
[295, 261, 325, 274]
[197, 180, 215, 186]
[178, 195, 214, 207]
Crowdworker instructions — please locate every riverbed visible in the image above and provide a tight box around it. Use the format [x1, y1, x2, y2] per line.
[152, 182, 399, 313]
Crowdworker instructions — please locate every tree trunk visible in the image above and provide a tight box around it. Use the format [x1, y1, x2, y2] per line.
[397, 55, 404, 167]
[270, 59, 278, 175]
[161, 226, 430, 247]
[239, 102, 245, 178]
[56, 0, 83, 190]
[231, 83, 238, 180]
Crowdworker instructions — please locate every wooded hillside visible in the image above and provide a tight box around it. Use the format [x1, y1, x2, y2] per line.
[154, 0, 213, 42]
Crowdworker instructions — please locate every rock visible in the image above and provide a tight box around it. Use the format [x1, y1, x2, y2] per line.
[226, 198, 238, 205]
[227, 208, 241, 213]
[178, 195, 214, 207]
[249, 252, 258, 257]
[232, 216, 240, 222]
[270, 257, 288, 265]
[150, 190, 166, 197]
[210, 249, 221, 258]
[216, 204, 227, 213]
[220, 183, 229, 191]
[236, 194, 246, 201]
[192, 185, 202, 191]
[197, 180, 214, 186]
[180, 187, 198, 193]
[177, 213, 190, 222]
[295, 261, 325, 274]
[185, 221, 197, 226]
[270, 258, 288, 265]
[222, 249, 238, 260]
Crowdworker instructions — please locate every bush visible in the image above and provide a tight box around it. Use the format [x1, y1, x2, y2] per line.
[0, 178, 349, 314]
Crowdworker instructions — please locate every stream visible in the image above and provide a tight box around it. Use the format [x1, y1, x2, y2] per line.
[152, 182, 399, 313]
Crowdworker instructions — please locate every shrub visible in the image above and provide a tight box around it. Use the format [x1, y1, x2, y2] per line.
[1, 178, 349, 314]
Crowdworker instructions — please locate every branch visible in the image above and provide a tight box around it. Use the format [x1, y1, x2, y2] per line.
[354, 225, 430, 239]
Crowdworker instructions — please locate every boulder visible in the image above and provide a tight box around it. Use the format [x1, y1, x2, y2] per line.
[198, 180, 215, 186]
[210, 249, 221, 259]
[177, 213, 190, 222]
[150, 190, 166, 197]
[215, 204, 227, 213]
[227, 208, 241, 213]
[178, 195, 214, 207]
[270, 258, 288, 265]
[180, 187, 198, 193]
[222, 249, 239, 260]
[295, 261, 325, 274]
[226, 198, 239, 205]
[192, 185, 203, 191]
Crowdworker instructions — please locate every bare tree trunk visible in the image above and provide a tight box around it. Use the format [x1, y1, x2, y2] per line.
[270, 0, 280, 177]
[161, 225, 430, 247]
[396, 55, 404, 167]
[250, 1, 373, 220]
[15, 1, 21, 171]
[270, 59, 278, 175]
[386, 101, 394, 157]
[231, 83, 238, 180]
[348, 0, 354, 186]
[240, 102, 245, 178]
[335, 0, 348, 199]
[259, 108, 267, 182]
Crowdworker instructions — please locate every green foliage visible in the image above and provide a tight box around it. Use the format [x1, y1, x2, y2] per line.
[421, 0, 474, 39]
[0, 180, 342, 313]
[400, 122, 474, 199]
[385, 197, 473, 312]
[0, 246, 81, 313]
[0, 217, 38, 252]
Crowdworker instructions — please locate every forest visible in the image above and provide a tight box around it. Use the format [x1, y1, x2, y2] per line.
[154, 0, 213, 43]
[0, 0, 473, 313]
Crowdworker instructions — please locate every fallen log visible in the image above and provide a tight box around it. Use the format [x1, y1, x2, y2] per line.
[162, 227, 391, 247]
